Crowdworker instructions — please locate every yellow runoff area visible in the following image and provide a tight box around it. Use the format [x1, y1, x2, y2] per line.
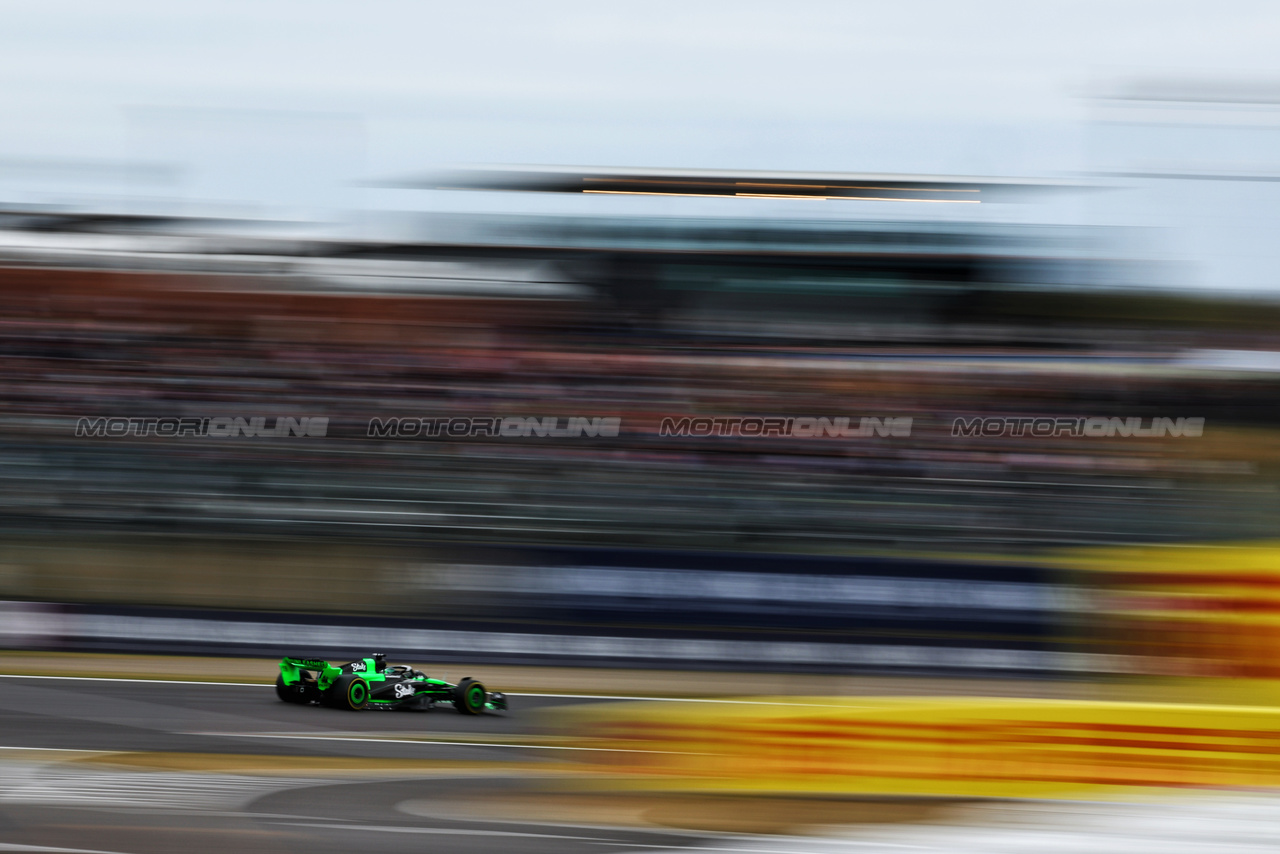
[553, 696, 1280, 800]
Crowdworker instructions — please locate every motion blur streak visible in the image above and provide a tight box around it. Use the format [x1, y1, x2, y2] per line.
[4, 3, 1280, 852]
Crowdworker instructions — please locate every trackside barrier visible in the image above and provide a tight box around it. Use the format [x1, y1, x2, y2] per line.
[1053, 542, 1280, 681]
[556, 697, 1280, 799]
[1049, 541, 1280, 705]
[0, 603, 1113, 675]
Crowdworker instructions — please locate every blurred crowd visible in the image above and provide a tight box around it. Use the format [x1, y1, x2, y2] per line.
[0, 227, 1277, 557]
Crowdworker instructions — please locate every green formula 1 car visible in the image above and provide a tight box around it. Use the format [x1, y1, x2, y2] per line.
[275, 653, 507, 714]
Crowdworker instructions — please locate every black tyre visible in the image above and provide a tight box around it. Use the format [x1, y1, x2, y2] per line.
[275, 673, 310, 704]
[326, 673, 370, 710]
[454, 678, 487, 715]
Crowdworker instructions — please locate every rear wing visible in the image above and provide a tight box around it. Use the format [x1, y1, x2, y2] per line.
[279, 655, 341, 688]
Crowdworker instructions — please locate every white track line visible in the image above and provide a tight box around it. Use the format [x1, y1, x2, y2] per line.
[0, 747, 113, 753]
[0, 674, 262, 687]
[0, 673, 850, 706]
[193, 732, 705, 754]
[273, 822, 617, 841]
[272, 826, 920, 852]
[0, 845, 140, 854]
[581, 846, 922, 852]
[517, 692, 854, 706]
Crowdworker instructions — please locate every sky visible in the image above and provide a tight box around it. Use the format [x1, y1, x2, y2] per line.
[1, 1, 1279, 288]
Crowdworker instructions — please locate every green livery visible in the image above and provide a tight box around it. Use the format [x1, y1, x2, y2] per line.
[275, 653, 506, 714]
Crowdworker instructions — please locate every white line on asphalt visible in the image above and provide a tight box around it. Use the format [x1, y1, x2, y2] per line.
[272, 822, 617, 841]
[0, 844, 140, 854]
[516, 693, 855, 706]
[0, 673, 853, 706]
[0, 674, 263, 687]
[192, 732, 706, 754]
[582, 845, 926, 852]
[279, 821, 916, 853]
[0, 747, 114, 753]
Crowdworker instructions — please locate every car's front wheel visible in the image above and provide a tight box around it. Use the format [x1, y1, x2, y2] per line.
[454, 678, 487, 715]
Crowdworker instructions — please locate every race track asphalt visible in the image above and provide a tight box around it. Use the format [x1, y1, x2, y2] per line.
[0, 674, 717, 854]
[7, 672, 1249, 854]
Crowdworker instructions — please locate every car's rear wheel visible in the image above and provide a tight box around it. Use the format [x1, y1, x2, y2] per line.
[454, 678, 487, 715]
[275, 673, 311, 704]
[326, 673, 369, 710]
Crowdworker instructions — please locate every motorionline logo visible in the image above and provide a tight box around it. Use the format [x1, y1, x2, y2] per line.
[75, 417, 329, 438]
[658, 416, 913, 438]
[951, 416, 1205, 438]
[367, 416, 621, 438]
